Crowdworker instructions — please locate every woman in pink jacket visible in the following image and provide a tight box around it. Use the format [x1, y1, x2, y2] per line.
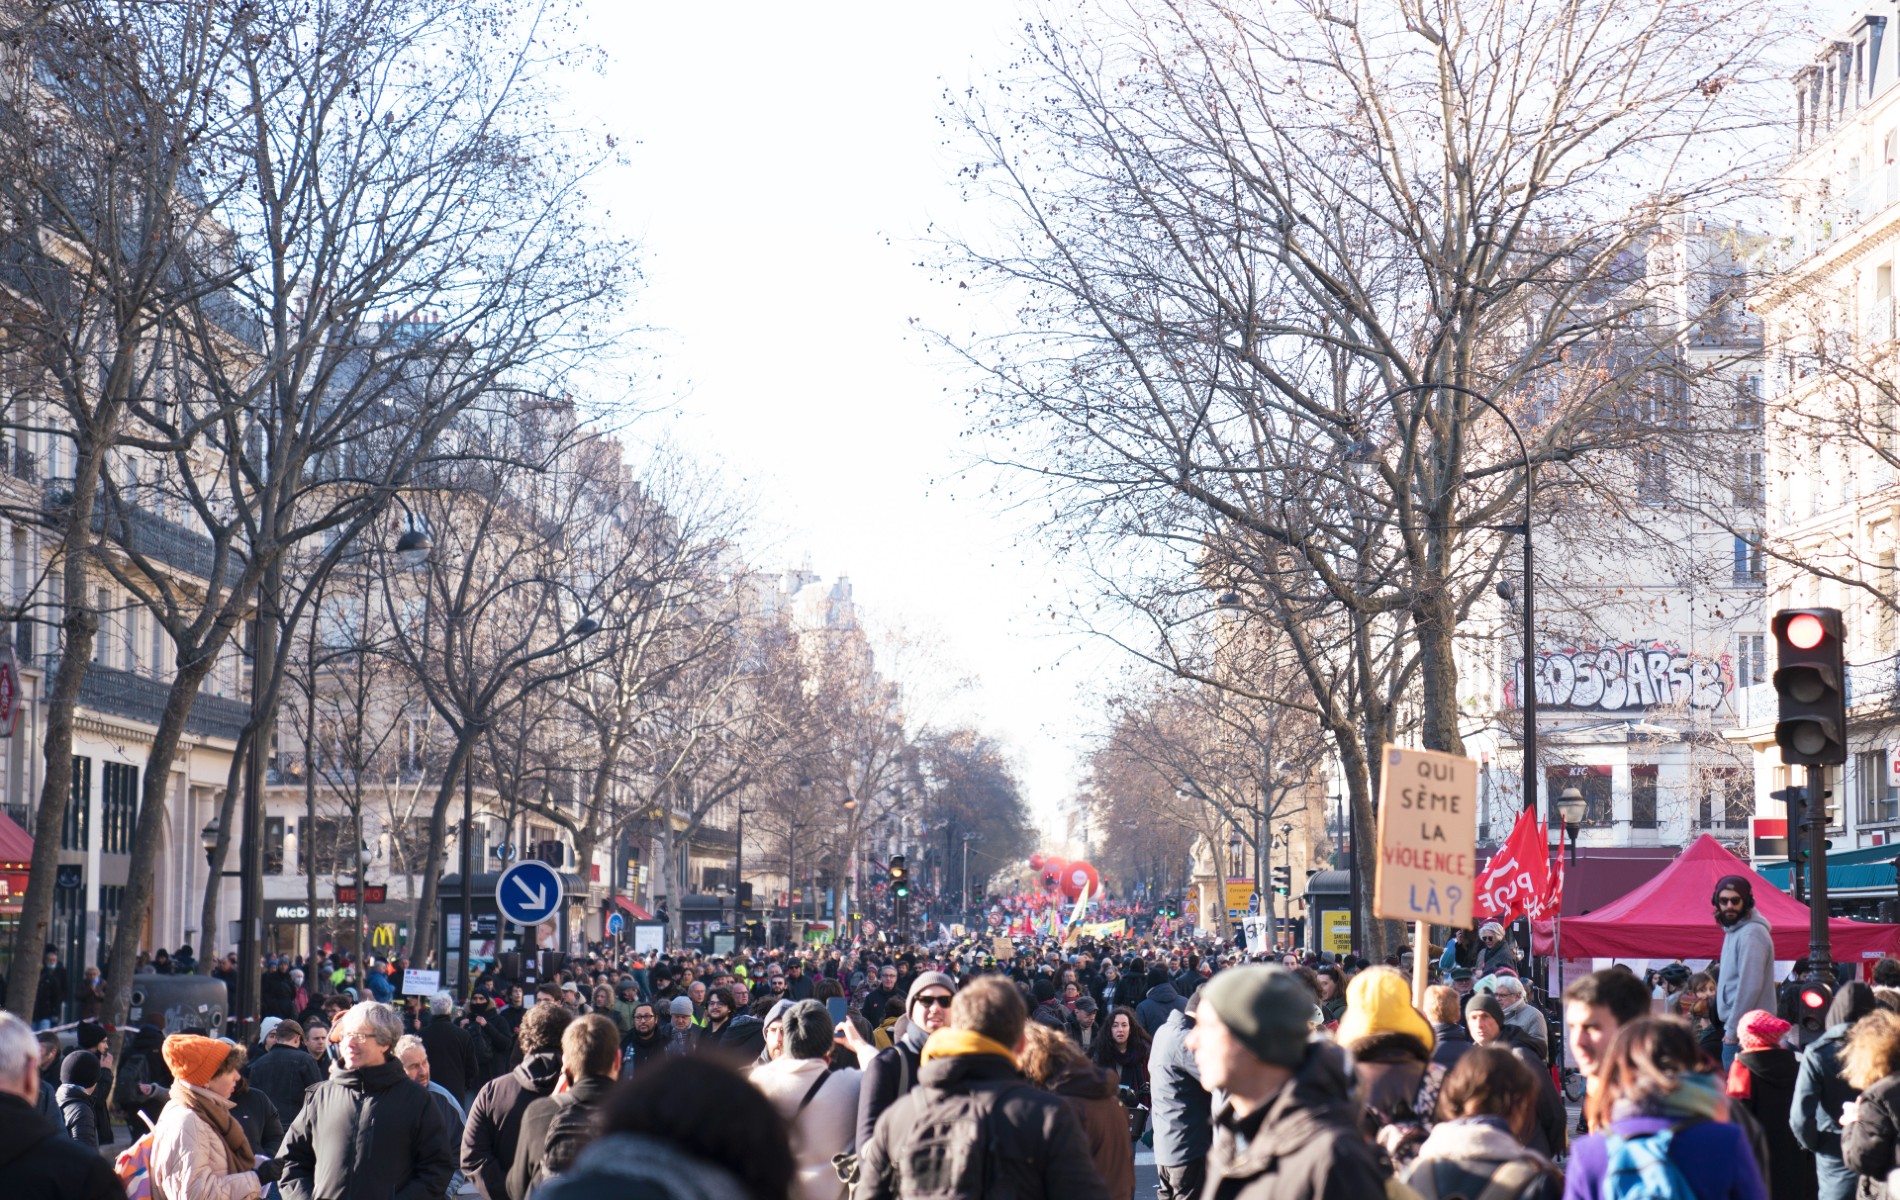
[149, 1035, 282, 1200]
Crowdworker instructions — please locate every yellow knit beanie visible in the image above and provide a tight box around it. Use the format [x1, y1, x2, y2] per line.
[1334, 965, 1436, 1052]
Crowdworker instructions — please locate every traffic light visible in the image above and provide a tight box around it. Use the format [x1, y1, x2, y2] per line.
[890, 855, 910, 898]
[656, 897, 669, 924]
[1773, 608, 1847, 766]
[1795, 979, 1833, 1039]
[1271, 866, 1291, 896]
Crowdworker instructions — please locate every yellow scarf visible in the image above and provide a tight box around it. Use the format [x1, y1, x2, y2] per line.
[921, 1027, 1018, 1066]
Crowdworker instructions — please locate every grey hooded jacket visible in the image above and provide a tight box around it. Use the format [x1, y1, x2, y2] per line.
[1716, 908, 1777, 1032]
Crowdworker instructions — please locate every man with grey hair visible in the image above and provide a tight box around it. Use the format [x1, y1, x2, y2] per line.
[1491, 974, 1550, 1062]
[397, 1034, 467, 1199]
[420, 989, 480, 1106]
[281, 1002, 454, 1200]
[752, 1000, 861, 1200]
[0, 1010, 137, 1199]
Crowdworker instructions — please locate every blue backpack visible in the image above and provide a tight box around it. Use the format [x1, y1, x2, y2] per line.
[1601, 1125, 1699, 1200]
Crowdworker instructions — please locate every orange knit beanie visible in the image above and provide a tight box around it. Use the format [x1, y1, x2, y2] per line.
[162, 1034, 231, 1087]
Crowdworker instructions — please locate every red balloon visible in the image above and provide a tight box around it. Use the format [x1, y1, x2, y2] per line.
[1061, 861, 1100, 900]
[1028, 853, 1045, 870]
[1039, 857, 1068, 892]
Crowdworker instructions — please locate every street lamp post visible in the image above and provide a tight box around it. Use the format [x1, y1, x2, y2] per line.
[1553, 785, 1587, 1054]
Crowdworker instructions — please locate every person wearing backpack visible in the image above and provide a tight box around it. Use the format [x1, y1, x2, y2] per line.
[750, 1001, 860, 1200]
[1562, 1017, 1767, 1200]
[1404, 1047, 1561, 1200]
[855, 975, 1108, 1200]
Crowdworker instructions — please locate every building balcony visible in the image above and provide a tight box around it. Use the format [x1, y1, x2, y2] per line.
[52, 659, 251, 741]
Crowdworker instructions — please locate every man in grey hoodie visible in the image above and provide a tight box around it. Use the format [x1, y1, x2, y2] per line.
[1714, 874, 1776, 1069]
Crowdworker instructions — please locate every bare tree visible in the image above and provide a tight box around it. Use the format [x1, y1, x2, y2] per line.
[939, 0, 1786, 950]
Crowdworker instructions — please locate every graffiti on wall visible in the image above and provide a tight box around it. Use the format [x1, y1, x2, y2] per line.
[1506, 641, 1733, 713]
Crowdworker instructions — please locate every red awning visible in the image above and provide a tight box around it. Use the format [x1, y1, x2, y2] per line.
[609, 895, 652, 921]
[0, 811, 31, 866]
[1533, 834, 1900, 961]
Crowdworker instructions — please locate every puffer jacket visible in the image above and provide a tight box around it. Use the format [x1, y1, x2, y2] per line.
[279, 1058, 453, 1200]
[149, 1084, 263, 1200]
[1147, 1006, 1211, 1169]
[461, 1050, 563, 1200]
[56, 1082, 99, 1149]
[1204, 1040, 1387, 1200]
[855, 1047, 1109, 1200]
[1842, 1071, 1900, 1200]
[1136, 982, 1186, 1036]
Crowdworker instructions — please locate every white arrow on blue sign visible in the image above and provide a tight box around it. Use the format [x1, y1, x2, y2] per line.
[496, 860, 564, 926]
[606, 912, 625, 936]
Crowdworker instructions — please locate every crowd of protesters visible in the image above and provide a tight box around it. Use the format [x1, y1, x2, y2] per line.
[6, 872, 1900, 1200]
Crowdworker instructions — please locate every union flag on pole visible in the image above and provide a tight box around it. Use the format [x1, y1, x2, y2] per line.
[1474, 807, 1560, 923]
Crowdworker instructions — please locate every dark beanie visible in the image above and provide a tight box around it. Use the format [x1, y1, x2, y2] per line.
[1714, 875, 1754, 910]
[61, 1050, 101, 1089]
[1032, 978, 1056, 1003]
[1465, 992, 1506, 1024]
[1200, 965, 1314, 1068]
[76, 1021, 108, 1050]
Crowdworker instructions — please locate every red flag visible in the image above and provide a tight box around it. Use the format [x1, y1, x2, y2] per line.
[1474, 808, 1550, 923]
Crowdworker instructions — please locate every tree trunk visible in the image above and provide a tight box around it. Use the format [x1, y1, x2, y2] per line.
[99, 643, 222, 1030]
[5, 432, 110, 1020]
[195, 726, 253, 975]
[410, 730, 475, 968]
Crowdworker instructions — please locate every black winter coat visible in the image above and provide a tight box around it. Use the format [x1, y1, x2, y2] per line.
[231, 1078, 286, 1157]
[461, 1050, 563, 1200]
[279, 1058, 455, 1200]
[1735, 1047, 1816, 1200]
[856, 1051, 1111, 1200]
[421, 1014, 481, 1104]
[1204, 1041, 1387, 1200]
[855, 1023, 927, 1151]
[0, 1091, 122, 1200]
[1840, 1070, 1900, 1200]
[55, 1083, 98, 1150]
[507, 1074, 615, 1196]
[1136, 982, 1187, 1036]
[250, 1042, 326, 1126]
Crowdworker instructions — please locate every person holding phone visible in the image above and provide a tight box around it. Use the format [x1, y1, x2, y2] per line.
[852, 971, 957, 1151]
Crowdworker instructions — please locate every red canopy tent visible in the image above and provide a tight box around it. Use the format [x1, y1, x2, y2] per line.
[1531, 834, 1900, 961]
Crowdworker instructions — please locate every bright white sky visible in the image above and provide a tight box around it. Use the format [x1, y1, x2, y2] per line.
[564, 2, 1117, 828]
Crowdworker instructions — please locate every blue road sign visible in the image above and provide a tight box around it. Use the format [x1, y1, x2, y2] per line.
[1247, 891, 1261, 914]
[606, 911, 625, 936]
[496, 860, 564, 926]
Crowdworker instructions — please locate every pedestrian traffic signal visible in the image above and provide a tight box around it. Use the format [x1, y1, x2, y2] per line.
[1772, 608, 1847, 766]
[890, 855, 909, 898]
[1271, 866, 1291, 895]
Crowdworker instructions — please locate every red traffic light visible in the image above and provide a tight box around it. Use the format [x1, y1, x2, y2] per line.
[1801, 987, 1828, 1008]
[1787, 613, 1828, 650]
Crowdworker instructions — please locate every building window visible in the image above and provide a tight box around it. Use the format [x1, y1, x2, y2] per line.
[264, 816, 285, 875]
[1735, 451, 1765, 505]
[1631, 767, 1659, 829]
[1736, 375, 1763, 427]
[1857, 751, 1899, 825]
[1732, 534, 1764, 585]
[1548, 767, 1613, 828]
[1699, 768, 1751, 829]
[61, 756, 90, 852]
[300, 816, 352, 876]
[1737, 634, 1767, 686]
[100, 762, 136, 855]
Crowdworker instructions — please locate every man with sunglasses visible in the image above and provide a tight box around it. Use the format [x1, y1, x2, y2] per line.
[1713, 874, 1775, 1069]
[854, 970, 957, 1150]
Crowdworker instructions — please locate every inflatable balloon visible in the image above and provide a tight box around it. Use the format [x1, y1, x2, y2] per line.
[1028, 853, 1045, 871]
[1039, 858, 1068, 892]
[1060, 861, 1100, 900]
